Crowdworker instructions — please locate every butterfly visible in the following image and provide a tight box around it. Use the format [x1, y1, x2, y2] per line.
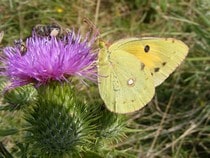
[97, 37, 189, 113]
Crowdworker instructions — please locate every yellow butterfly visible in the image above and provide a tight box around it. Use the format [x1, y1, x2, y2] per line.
[97, 37, 189, 114]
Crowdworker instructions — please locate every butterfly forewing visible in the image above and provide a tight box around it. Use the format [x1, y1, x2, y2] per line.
[110, 38, 189, 87]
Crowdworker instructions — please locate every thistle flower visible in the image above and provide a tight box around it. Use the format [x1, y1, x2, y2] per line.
[0, 31, 97, 89]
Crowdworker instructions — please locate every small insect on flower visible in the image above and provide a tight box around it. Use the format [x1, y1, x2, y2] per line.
[34, 23, 71, 39]
[14, 39, 27, 56]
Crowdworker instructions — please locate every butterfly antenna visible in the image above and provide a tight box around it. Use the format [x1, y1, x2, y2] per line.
[83, 17, 101, 39]
[83, 18, 109, 48]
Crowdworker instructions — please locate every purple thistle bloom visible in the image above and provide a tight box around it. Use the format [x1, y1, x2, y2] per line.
[0, 31, 97, 89]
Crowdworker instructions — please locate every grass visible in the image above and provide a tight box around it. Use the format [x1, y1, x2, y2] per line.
[0, 0, 210, 157]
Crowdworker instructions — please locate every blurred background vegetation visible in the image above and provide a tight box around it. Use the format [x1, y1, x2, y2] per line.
[0, 0, 209, 157]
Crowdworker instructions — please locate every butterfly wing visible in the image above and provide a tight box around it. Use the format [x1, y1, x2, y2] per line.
[98, 48, 154, 113]
[110, 38, 189, 87]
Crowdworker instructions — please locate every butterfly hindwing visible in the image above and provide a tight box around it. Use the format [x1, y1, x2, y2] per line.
[98, 49, 154, 113]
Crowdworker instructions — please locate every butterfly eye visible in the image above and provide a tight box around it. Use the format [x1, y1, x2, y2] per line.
[144, 45, 150, 53]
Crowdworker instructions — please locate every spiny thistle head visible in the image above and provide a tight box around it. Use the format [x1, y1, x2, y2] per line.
[0, 30, 97, 89]
[25, 83, 97, 157]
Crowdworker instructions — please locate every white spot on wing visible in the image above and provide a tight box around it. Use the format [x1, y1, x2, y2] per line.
[127, 78, 135, 87]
